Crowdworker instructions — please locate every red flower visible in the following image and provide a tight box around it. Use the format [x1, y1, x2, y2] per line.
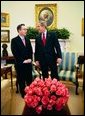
[55, 103, 63, 111]
[36, 105, 42, 114]
[43, 89, 50, 96]
[24, 95, 33, 107]
[55, 97, 67, 111]
[41, 96, 49, 105]
[47, 104, 52, 110]
[24, 77, 70, 114]
[51, 78, 58, 85]
[45, 78, 52, 88]
[27, 89, 33, 95]
[42, 87, 48, 91]
[50, 85, 56, 92]
[24, 86, 30, 93]
[30, 101, 38, 108]
[35, 87, 43, 96]
[37, 79, 45, 87]
[50, 95, 56, 101]
[56, 88, 62, 96]
[35, 77, 41, 82]
[32, 80, 37, 85]
[49, 99, 56, 106]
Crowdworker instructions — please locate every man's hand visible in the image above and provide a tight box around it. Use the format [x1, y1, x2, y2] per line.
[23, 59, 32, 64]
[35, 61, 40, 67]
[56, 58, 62, 65]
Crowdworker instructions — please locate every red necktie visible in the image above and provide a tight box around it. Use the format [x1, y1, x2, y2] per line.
[42, 33, 46, 46]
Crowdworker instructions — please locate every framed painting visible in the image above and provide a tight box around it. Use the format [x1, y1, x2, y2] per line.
[1, 13, 10, 27]
[35, 4, 57, 29]
[81, 18, 84, 36]
[1, 30, 10, 42]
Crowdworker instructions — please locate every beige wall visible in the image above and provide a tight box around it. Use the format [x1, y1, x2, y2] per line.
[1, 1, 84, 56]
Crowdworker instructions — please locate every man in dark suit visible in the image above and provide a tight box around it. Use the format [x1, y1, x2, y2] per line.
[35, 21, 62, 80]
[11, 24, 33, 98]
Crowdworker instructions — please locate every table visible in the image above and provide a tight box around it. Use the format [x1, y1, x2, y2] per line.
[22, 104, 71, 115]
[1, 65, 13, 89]
[1, 56, 15, 64]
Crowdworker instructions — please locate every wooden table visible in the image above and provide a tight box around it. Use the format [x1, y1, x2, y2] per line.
[22, 104, 71, 115]
[1, 56, 15, 64]
[1, 56, 15, 90]
[1, 65, 13, 89]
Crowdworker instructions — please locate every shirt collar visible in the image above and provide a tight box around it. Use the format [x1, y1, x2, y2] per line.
[43, 29, 47, 35]
[42, 29, 47, 38]
[19, 35, 25, 40]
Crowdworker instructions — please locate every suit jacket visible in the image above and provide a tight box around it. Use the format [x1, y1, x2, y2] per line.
[35, 31, 62, 64]
[11, 35, 33, 66]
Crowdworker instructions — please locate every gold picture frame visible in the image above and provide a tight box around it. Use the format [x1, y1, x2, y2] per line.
[81, 18, 84, 36]
[35, 4, 57, 29]
[1, 30, 10, 42]
[1, 13, 10, 27]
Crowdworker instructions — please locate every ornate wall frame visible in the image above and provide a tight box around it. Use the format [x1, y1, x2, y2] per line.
[35, 4, 57, 29]
[1, 13, 10, 27]
[81, 18, 84, 36]
[1, 30, 10, 43]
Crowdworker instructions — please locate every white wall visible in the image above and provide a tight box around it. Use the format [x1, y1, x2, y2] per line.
[1, 1, 84, 56]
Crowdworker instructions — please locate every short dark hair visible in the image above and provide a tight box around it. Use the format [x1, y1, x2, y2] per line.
[17, 24, 25, 32]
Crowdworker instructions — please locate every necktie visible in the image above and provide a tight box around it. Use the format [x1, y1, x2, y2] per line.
[22, 38, 26, 46]
[42, 33, 46, 46]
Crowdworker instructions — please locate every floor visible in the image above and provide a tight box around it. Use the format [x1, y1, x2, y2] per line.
[1, 80, 84, 115]
[67, 85, 84, 115]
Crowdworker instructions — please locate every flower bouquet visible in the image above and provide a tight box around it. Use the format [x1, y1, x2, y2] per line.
[24, 77, 70, 114]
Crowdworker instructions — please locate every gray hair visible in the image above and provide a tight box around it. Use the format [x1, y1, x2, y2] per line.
[39, 20, 47, 28]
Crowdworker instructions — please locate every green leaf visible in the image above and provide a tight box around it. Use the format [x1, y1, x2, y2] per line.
[26, 27, 71, 40]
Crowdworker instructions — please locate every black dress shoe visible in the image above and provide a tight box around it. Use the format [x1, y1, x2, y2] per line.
[21, 94, 25, 98]
[21, 92, 26, 98]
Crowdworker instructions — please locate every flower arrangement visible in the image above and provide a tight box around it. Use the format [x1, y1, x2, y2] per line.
[24, 77, 70, 114]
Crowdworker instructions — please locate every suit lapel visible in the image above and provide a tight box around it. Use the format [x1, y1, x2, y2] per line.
[18, 35, 26, 48]
[45, 31, 50, 46]
[39, 31, 50, 46]
[39, 33, 43, 46]
[25, 37, 30, 47]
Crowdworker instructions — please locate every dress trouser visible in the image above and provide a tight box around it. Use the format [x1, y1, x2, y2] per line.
[15, 63, 32, 97]
[40, 59, 59, 80]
